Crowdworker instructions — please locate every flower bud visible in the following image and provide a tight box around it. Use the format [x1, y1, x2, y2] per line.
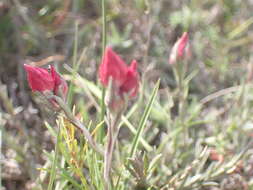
[24, 64, 68, 104]
[99, 47, 139, 112]
[169, 32, 190, 65]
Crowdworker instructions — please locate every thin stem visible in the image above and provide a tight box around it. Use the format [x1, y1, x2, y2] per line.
[99, 88, 106, 141]
[99, 0, 107, 142]
[67, 21, 79, 106]
[103, 79, 125, 190]
[104, 112, 121, 190]
[102, 0, 107, 53]
[172, 60, 188, 150]
[176, 61, 184, 118]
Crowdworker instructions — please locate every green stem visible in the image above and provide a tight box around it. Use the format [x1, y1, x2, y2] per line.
[67, 21, 79, 106]
[172, 61, 187, 151]
[102, 0, 107, 53]
[177, 61, 184, 119]
[99, 0, 107, 142]
[104, 111, 122, 190]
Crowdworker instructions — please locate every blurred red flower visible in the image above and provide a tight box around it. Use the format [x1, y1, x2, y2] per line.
[99, 47, 139, 97]
[24, 64, 68, 99]
[209, 148, 224, 162]
[169, 32, 190, 64]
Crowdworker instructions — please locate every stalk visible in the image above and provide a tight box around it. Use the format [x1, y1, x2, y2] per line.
[99, 0, 107, 142]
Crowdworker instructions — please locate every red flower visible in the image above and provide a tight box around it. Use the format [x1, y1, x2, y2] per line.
[99, 47, 139, 97]
[24, 64, 68, 99]
[169, 32, 190, 64]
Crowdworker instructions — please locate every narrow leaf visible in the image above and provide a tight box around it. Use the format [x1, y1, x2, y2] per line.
[129, 79, 160, 157]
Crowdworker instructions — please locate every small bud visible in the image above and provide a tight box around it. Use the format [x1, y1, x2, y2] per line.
[169, 32, 190, 65]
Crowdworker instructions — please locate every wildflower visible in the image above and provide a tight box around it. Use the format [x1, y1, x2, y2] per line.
[24, 64, 68, 100]
[99, 47, 139, 97]
[169, 32, 189, 64]
[99, 47, 139, 185]
[99, 47, 139, 112]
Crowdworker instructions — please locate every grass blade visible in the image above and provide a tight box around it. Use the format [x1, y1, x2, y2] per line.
[129, 79, 160, 158]
[47, 126, 61, 190]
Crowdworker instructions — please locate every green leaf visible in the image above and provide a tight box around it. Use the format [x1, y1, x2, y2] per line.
[129, 79, 160, 158]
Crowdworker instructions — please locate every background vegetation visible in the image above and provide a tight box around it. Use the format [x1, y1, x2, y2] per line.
[1, 0, 253, 189]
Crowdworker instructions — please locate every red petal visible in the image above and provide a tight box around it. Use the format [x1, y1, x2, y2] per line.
[169, 40, 180, 64]
[50, 66, 61, 87]
[99, 47, 128, 86]
[177, 32, 189, 58]
[120, 60, 139, 97]
[50, 66, 68, 99]
[24, 64, 55, 92]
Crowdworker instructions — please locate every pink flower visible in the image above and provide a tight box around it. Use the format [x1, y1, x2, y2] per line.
[169, 32, 190, 64]
[24, 64, 68, 100]
[99, 47, 139, 97]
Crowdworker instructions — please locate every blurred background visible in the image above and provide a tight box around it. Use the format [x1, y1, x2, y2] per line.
[1, 0, 253, 189]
